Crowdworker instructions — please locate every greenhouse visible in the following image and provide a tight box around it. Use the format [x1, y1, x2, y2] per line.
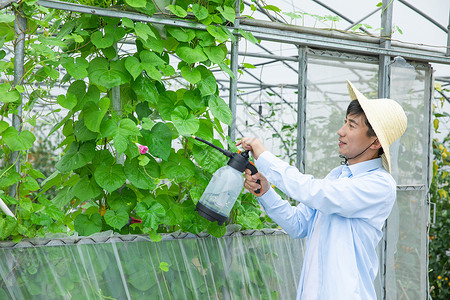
[0, 0, 449, 299]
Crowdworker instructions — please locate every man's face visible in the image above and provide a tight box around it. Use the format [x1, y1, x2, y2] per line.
[337, 113, 376, 160]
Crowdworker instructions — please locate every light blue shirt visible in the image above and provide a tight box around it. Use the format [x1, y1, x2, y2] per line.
[255, 151, 396, 300]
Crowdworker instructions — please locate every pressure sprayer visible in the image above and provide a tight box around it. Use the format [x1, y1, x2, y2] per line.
[192, 136, 260, 225]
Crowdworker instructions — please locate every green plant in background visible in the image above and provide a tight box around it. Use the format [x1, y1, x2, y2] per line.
[429, 85, 450, 299]
[0, 0, 271, 243]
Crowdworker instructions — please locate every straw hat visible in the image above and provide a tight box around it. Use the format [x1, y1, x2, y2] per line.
[346, 80, 407, 173]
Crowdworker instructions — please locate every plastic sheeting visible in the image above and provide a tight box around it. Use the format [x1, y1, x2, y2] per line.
[0, 229, 304, 299]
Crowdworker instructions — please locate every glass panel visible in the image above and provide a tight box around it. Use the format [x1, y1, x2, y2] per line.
[305, 54, 378, 178]
[390, 60, 429, 185]
[383, 189, 428, 300]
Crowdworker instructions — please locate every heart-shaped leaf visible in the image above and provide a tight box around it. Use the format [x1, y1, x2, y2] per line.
[124, 157, 160, 189]
[140, 50, 166, 66]
[134, 22, 157, 40]
[113, 118, 141, 155]
[180, 66, 201, 84]
[88, 57, 130, 89]
[135, 201, 165, 230]
[56, 141, 96, 173]
[125, 56, 143, 80]
[197, 66, 217, 96]
[161, 152, 195, 182]
[166, 27, 195, 42]
[2, 127, 36, 151]
[206, 25, 229, 43]
[203, 44, 227, 64]
[171, 106, 199, 136]
[57, 92, 77, 110]
[83, 97, 110, 133]
[192, 4, 209, 20]
[0, 167, 21, 189]
[107, 187, 137, 214]
[104, 209, 130, 230]
[142, 122, 172, 161]
[217, 6, 236, 23]
[94, 162, 126, 193]
[168, 5, 187, 18]
[91, 30, 114, 49]
[131, 75, 159, 105]
[157, 91, 177, 120]
[74, 213, 102, 236]
[183, 88, 205, 111]
[208, 95, 232, 126]
[72, 176, 103, 202]
[175, 45, 207, 64]
[125, 0, 146, 8]
[61, 56, 89, 80]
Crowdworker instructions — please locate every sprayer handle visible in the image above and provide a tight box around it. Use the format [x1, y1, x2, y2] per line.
[246, 162, 261, 195]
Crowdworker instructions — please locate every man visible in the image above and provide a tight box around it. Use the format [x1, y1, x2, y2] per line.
[237, 81, 407, 300]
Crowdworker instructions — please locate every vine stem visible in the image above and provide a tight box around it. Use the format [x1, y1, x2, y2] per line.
[154, 243, 172, 300]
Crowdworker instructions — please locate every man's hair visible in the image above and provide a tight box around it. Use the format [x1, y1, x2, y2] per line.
[346, 100, 384, 155]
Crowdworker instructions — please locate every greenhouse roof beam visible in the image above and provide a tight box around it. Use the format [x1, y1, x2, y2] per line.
[398, 0, 448, 33]
[36, 0, 450, 64]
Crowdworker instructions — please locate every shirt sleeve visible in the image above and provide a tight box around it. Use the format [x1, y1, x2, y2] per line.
[258, 187, 315, 239]
[255, 151, 396, 220]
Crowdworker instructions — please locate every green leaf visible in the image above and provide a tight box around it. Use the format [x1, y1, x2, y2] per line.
[57, 92, 77, 110]
[140, 50, 166, 66]
[161, 152, 195, 182]
[83, 97, 110, 133]
[192, 141, 227, 173]
[142, 122, 172, 161]
[166, 27, 195, 42]
[94, 162, 126, 193]
[107, 187, 137, 214]
[124, 0, 146, 8]
[124, 157, 160, 189]
[55, 141, 96, 173]
[113, 118, 141, 155]
[88, 57, 130, 89]
[171, 106, 200, 136]
[262, 5, 281, 12]
[134, 0, 157, 16]
[0, 167, 21, 189]
[217, 6, 236, 23]
[51, 186, 74, 208]
[203, 45, 227, 64]
[22, 176, 40, 191]
[238, 28, 259, 44]
[135, 201, 165, 229]
[206, 25, 229, 43]
[159, 262, 169, 272]
[168, 5, 187, 18]
[156, 91, 176, 120]
[183, 88, 205, 111]
[72, 176, 103, 202]
[175, 45, 207, 64]
[125, 56, 143, 80]
[74, 213, 102, 236]
[207, 220, 226, 237]
[135, 22, 157, 40]
[0, 217, 17, 239]
[218, 62, 235, 80]
[104, 209, 129, 230]
[192, 4, 209, 21]
[0, 83, 20, 103]
[2, 127, 36, 151]
[91, 31, 114, 49]
[208, 95, 232, 125]
[128, 270, 152, 291]
[61, 56, 86, 80]
[197, 66, 217, 96]
[180, 66, 201, 84]
[0, 121, 8, 133]
[0, 15, 15, 24]
[131, 75, 159, 105]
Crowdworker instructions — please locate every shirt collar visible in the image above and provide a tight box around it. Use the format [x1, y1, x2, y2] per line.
[347, 157, 383, 177]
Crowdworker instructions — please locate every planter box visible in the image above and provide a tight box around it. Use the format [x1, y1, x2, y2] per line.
[0, 228, 304, 299]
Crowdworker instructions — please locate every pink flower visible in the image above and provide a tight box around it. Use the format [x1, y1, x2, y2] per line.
[138, 145, 148, 154]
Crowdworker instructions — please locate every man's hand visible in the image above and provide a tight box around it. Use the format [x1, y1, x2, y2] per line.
[244, 169, 270, 196]
[236, 137, 267, 160]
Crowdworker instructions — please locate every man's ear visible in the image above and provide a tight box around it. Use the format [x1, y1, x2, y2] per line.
[370, 138, 382, 150]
